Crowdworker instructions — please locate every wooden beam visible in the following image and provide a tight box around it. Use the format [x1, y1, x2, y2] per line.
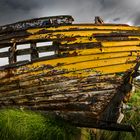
[0, 51, 9, 58]
[0, 15, 74, 34]
[44, 112, 135, 132]
[0, 60, 30, 70]
[9, 43, 17, 64]
[31, 43, 39, 61]
[73, 122, 135, 132]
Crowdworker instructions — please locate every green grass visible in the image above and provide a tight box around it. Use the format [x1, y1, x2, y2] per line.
[128, 90, 140, 106]
[0, 109, 81, 140]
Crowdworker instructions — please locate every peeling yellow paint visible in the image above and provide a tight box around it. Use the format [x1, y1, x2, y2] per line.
[26, 30, 111, 41]
[102, 41, 140, 47]
[27, 25, 140, 34]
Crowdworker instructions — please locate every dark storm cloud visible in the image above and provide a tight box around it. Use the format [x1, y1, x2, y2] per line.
[0, 0, 40, 24]
[100, 0, 121, 9]
[133, 14, 140, 25]
[0, 0, 140, 25]
[4, 0, 38, 11]
[113, 18, 121, 22]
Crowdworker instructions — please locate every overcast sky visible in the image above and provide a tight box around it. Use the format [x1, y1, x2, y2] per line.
[0, 0, 140, 25]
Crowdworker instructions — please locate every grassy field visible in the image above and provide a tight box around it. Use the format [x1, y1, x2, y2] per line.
[0, 90, 139, 140]
[0, 109, 81, 140]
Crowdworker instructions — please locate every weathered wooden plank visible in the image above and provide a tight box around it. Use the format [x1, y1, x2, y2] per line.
[60, 46, 140, 57]
[0, 34, 140, 48]
[0, 31, 29, 42]
[0, 88, 116, 103]
[0, 32, 102, 45]
[96, 36, 135, 41]
[0, 77, 119, 94]
[37, 45, 55, 52]
[0, 30, 140, 45]
[0, 71, 117, 87]
[43, 111, 135, 132]
[0, 88, 115, 113]
[30, 43, 39, 60]
[50, 56, 137, 71]
[102, 40, 140, 47]
[9, 43, 17, 64]
[0, 73, 119, 101]
[0, 80, 117, 98]
[27, 24, 139, 34]
[0, 43, 139, 59]
[0, 61, 136, 85]
[16, 48, 30, 56]
[20, 32, 140, 44]
[0, 51, 9, 57]
[69, 120, 135, 132]
[0, 15, 74, 34]
[1, 29, 140, 43]
[0, 60, 30, 70]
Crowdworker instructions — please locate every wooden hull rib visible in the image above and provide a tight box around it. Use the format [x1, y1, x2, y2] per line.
[0, 15, 140, 132]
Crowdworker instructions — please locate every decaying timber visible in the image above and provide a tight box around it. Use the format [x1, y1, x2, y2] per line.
[0, 15, 140, 132]
[0, 15, 74, 33]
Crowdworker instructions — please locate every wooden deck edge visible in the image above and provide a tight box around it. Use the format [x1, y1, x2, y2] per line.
[99, 62, 140, 123]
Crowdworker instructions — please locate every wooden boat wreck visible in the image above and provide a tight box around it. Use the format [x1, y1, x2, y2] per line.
[0, 15, 139, 132]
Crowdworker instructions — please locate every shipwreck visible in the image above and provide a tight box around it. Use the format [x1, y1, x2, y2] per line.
[0, 15, 139, 132]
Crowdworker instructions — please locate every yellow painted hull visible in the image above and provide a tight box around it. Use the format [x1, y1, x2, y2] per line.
[0, 16, 139, 131]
